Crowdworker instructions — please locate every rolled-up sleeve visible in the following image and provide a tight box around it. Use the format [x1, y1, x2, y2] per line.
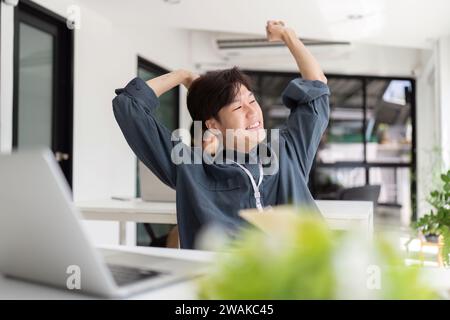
[112, 77, 177, 188]
[281, 78, 330, 179]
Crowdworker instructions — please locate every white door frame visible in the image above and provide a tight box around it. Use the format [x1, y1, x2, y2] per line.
[0, 0, 17, 153]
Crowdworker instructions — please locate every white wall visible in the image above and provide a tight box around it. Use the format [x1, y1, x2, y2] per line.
[0, 2, 14, 153]
[416, 49, 439, 217]
[415, 36, 450, 218]
[436, 36, 450, 169]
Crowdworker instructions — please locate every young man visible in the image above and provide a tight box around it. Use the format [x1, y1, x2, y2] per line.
[113, 21, 330, 249]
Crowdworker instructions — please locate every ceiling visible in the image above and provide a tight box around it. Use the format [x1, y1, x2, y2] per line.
[77, 0, 450, 49]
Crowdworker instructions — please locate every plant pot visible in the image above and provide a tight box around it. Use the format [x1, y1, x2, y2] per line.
[424, 234, 440, 243]
[419, 234, 446, 267]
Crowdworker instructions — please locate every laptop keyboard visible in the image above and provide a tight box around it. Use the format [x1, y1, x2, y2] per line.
[107, 264, 162, 287]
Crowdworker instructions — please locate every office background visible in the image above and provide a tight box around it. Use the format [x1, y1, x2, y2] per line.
[0, 0, 449, 245]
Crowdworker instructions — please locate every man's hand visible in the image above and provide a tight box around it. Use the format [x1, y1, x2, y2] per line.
[180, 69, 199, 90]
[266, 20, 327, 83]
[266, 20, 293, 42]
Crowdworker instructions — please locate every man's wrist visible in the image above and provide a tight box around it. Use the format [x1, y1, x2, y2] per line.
[281, 28, 296, 43]
[176, 69, 190, 86]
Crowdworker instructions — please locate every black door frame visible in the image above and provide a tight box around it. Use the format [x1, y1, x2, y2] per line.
[13, 0, 74, 187]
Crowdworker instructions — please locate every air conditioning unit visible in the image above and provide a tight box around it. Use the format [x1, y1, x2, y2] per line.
[215, 36, 351, 59]
[192, 32, 352, 72]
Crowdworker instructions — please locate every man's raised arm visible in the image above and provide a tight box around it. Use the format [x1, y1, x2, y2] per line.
[112, 69, 197, 188]
[267, 20, 327, 83]
[267, 20, 330, 179]
[147, 69, 198, 97]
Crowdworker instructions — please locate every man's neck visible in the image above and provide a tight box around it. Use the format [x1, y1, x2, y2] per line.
[221, 146, 260, 165]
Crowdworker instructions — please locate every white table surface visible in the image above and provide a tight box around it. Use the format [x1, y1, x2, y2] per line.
[77, 198, 177, 224]
[77, 199, 374, 244]
[77, 199, 177, 245]
[77, 199, 373, 225]
[0, 245, 214, 300]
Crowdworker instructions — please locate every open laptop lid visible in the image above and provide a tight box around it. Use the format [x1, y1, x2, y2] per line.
[0, 149, 117, 297]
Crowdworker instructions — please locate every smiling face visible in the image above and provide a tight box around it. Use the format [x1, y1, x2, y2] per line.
[187, 67, 267, 154]
[205, 84, 266, 152]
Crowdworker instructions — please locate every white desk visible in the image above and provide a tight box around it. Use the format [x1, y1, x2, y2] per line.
[77, 199, 177, 245]
[77, 199, 373, 245]
[316, 200, 374, 236]
[0, 245, 213, 300]
[2, 245, 449, 300]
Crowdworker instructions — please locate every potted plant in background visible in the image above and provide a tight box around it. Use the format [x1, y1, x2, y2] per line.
[198, 209, 439, 299]
[413, 170, 450, 266]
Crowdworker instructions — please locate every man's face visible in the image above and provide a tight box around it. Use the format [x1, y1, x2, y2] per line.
[205, 84, 266, 153]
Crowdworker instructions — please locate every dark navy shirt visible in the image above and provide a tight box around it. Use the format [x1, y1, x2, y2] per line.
[112, 77, 330, 249]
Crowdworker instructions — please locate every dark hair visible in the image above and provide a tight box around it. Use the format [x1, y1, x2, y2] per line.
[187, 66, 252, 131]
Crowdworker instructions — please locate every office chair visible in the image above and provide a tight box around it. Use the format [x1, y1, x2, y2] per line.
[338, 185, 381, 207]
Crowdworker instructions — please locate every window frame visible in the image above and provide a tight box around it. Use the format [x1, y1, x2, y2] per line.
[243, 69, 417, 221]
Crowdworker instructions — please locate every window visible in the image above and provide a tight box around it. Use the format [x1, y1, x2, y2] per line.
[318, 78, 365, 163]
[137, 58, 179, 131]
[246, 71, 416, 225]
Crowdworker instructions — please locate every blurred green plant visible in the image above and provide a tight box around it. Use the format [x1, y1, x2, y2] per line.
[198, 210, 438, 299]
[413, 170, 450, 266]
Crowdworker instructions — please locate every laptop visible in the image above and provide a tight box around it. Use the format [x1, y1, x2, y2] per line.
[0, 149, 206, 298]
[139, 161, 176, 202]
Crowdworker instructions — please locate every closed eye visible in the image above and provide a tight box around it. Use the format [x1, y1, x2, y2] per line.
[250, 100, 256, 104]
[233, 106, 242, 111]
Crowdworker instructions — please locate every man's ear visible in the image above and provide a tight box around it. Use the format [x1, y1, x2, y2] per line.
[205, 118, 218, 130]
